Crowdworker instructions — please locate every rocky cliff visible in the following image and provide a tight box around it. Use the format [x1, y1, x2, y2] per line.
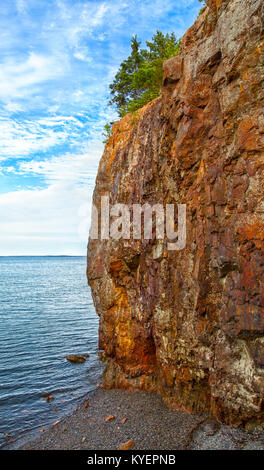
[87, 0, 264, 429]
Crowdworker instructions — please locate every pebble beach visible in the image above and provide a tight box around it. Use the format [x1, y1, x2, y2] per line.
[4, 388, 264, 451]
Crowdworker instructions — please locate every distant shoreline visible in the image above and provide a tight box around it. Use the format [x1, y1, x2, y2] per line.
[0, 255, 86, 257]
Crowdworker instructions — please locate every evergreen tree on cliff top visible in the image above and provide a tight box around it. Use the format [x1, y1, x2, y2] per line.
[109, 31, 181, 117]
[109, 36, 144, 115]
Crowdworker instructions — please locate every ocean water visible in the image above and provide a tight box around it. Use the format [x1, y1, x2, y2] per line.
[0, 256, 103, 448]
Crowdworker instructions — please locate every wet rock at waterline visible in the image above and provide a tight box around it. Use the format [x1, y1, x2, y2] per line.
[66, 354, 89, 364]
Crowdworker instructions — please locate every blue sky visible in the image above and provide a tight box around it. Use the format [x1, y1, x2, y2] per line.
[0, 0, 201, 255]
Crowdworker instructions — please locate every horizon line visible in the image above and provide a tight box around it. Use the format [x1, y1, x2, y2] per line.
[0, 254, 86, 257]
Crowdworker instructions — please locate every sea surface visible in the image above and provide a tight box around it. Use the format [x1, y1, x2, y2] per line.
[0, 256, 103, 448]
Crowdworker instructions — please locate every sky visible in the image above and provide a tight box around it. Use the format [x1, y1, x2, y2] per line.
[0, 0, 202, 256]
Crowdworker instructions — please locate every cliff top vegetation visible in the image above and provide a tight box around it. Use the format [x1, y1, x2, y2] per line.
[102, 30, 181, 142]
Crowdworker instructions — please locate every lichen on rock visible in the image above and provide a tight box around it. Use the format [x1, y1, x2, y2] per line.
[87, 0, 264, 428]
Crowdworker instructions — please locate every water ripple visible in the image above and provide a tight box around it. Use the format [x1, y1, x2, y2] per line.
[0, 256, 103, 448]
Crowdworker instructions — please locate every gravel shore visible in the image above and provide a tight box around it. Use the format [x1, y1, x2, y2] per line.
[4, 388, 264, 450]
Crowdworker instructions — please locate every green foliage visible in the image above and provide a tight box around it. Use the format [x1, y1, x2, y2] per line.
[102, 122, 113, 143]
[109, 36, 144, 115]
[198, 0, 206, 15]
[109, 31, 181, 117]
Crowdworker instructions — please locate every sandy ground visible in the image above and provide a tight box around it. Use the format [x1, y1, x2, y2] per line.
[3, 388, 263, 450]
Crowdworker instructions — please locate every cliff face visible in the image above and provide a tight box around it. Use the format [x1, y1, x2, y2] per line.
[87, 0, 264, 429]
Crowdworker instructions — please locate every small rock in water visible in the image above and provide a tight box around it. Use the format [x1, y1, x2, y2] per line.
[118, 440, 135, 450]
[66, 355, 87, 363]
[120, 417, 128, 424]
[46, 395, 54, 402]
[41, 392, 54, 402]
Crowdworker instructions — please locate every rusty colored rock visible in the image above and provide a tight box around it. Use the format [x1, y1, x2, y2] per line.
[105, 415, 116, 422]
[66, 355, 86, 363]
[117, 440, 135, 450]
[87, 0, 264, 429]
[42, 393, 54, 402]
[45, 395, 54, 403]
[52, 421, 60, 427]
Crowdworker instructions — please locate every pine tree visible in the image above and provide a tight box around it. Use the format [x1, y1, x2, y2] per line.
[108, 31, 181, 117]
[109, 36, 144, 116]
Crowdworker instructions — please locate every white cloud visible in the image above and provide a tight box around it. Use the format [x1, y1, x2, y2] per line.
[0, 114, 90, 161]
[0, 52, 66, 101]
[72, 90, 85, 101]
[16, 0, 27, 14]
[0, 0, 201, 255]
[36, 116, 84, 127]
[18, 146, 101, 186]
[0, 182, 91, 255]
[0, 117, 65, 160]
[0, 147, 102, 255]
[0, 145, 104, 255]
[4, 102, 24, 113]
[73, 49, 92, 63]
[50, 1, 110, 58]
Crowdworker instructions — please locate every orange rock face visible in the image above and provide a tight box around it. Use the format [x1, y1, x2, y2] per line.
[87, 0, 264, 428]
